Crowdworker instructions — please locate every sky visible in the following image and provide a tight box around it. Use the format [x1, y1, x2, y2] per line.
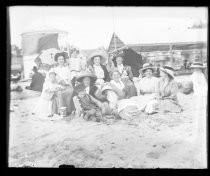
[9, 6, 208, 50]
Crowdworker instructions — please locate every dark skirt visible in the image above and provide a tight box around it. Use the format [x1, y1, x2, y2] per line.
[55, 87, 74, 114]
[155, 99, 183, 113]
[124, 80, 137, 98]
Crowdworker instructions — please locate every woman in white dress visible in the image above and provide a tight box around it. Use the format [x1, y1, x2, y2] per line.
[47, 52, 74, 114]
[33, 72, 64, 118]
[131, 63, 159, 111]
[112, 53, 137, 97]
[144, 65, 183, 114]
[108, 70, 141, 119]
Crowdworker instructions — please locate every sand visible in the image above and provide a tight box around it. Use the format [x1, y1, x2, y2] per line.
[8, 75, 207, 168]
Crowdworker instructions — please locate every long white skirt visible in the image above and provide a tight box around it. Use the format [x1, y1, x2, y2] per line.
[33, 98, 53, 118]
[130, 93, 157, 111]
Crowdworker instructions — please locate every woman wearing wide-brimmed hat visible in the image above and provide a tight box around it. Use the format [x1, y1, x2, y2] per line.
[47, 51, 73, 115]
[190, 61, 207, 97]
[130, 63, 160, 112]
[136, 63, 159, 96]
[112, 51, 137, 97]
[143, 65, 183, 114]
[87, 49, 111, 85]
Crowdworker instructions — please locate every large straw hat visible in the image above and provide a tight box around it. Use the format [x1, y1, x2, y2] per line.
[75, 71, 97, 83]
[101, 85, 113, 94]
[87, 50, 108, 66]
[140, 63, 154, 72]
[190, 61, 206, 69]
[160, 65, 174, 78]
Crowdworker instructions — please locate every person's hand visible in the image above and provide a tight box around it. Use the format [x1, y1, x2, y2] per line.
[88, 109, 96, 115]
[121, 75, 129, 82]
[88, 65, 93, 72]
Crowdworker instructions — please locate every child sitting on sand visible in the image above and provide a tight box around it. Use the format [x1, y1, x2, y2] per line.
[73, 83, 105, 122]
[33, 71, 64, 118]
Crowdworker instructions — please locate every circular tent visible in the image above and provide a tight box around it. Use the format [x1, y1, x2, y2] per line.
[21, 26, 69, 79]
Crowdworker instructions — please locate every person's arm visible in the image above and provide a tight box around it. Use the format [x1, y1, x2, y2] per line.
[102, 65, 111, 82]
[90, 86, 107, 101]
[73, 96, 83, 118]
[89, 95, 103, 108]
[127, 66, 133, 80]
[65, 68, 73, 88]
[163, 81, 178, 100]
[154, 77, 160, 93]
[154, 80, 161, 99]
[108, 82, 125, 98]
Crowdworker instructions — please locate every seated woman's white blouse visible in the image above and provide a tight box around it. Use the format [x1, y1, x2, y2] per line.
[110, 79, 125, 90]
[191, 72, 207, 97]
[48, 66, 71, 84]
[138, 76, 159, 94]
[117, 64, 124, 74]
[93, 65, 105, 79]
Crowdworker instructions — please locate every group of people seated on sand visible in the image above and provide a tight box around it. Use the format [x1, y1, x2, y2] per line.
[33, 49, 208, 122]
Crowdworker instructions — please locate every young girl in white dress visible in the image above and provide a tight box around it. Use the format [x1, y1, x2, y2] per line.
[33, 72, 64, 118]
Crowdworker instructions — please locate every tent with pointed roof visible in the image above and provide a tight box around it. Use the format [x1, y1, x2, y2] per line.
[107, 33, 143, 77]
[107, 33, 127, 53]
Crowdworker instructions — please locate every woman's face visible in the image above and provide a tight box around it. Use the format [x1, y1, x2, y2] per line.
[82, 77, 91, 87]
[144, 69, 153, 78]
[116, 57, 123, 65]
[93, 56, 101, 65]
[57, 56, 65, 66]
[112, 71, 121, 81]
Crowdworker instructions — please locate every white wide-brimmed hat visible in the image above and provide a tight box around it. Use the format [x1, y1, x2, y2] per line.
[140, 63, 154, 72]
[87, 50, 108, 66]
[190, 61, 206, 69]
[75, 71, 97, 83]
[160, 65, 175, 78]
[101, 85, 113, 94]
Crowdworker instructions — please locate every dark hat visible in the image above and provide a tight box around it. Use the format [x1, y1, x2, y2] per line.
[74, 83, 86, 93]
[54, 51, 69, 62]
[112, 50, 125, 67]
[75, 72, 97, 83]
[48, 71, 56, 76]
[32, 66, 38, 72]
[160, 65, 174, 78]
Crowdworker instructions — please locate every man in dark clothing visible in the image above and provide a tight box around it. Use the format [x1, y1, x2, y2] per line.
[25, 66, 45, 92]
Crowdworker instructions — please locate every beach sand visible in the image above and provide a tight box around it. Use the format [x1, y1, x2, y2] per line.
[8, 75, 207, 168]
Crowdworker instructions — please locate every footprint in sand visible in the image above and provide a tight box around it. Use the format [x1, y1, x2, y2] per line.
[146, 151, 160, 159]
[146, 144, 170, 159]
